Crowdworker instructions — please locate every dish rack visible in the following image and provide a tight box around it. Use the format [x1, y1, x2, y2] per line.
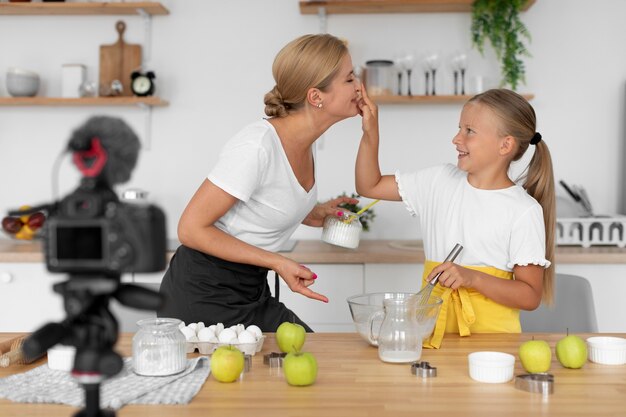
[556, 217, 626, 248]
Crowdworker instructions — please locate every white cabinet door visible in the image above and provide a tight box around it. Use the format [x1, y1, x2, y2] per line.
[364, 264, 424, 293]
[267, 264, 364, 332]
[0, 263, 66, 332]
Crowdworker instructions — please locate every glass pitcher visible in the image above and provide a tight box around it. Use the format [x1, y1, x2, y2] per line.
[368, 297, 422, 363]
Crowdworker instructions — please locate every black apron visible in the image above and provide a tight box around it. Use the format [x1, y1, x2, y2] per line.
[158, 245, 312, 332]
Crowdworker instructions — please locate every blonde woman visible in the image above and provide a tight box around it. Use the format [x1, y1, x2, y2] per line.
[355, 88, 555, 348]
[159, 34, 363, 332]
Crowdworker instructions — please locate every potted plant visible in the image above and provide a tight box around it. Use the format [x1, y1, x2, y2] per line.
[336, 193, 376, 232]
[471, 0, 531, 90]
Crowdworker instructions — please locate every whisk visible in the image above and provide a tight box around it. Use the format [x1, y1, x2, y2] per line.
[411, 243, 463, 309]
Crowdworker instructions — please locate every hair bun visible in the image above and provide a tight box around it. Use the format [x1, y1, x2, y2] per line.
[264, 86, 289, 117]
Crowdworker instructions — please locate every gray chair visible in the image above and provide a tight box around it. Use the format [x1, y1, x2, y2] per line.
[520, 273, 598, 332]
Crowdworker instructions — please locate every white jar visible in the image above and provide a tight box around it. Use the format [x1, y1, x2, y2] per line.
[321, 211, 362, 249]
[132, 318, 187, 376]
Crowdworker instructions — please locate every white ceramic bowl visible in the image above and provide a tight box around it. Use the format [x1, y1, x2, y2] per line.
[468, 351, 515, 383]
[587, 337, 626, 365]
[6, 67, 40, 97]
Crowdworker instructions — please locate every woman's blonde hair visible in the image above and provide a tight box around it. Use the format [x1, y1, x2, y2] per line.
[264, 34, 348, 117]
[468, 89, 556, 305]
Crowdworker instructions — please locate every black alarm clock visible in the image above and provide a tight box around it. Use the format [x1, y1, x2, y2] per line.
[130, 70, 156, 97]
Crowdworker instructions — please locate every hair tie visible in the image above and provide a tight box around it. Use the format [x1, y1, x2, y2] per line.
[530, 132, 542, 145]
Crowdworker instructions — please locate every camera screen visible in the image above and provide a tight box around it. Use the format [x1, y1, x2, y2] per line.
[56, 225, 104, 261]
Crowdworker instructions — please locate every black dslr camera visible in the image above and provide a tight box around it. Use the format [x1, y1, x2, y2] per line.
[14, 116, 167, 417]
[45, 179, 166, 275]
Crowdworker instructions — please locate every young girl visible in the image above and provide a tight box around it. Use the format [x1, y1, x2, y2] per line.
[355, 87, 555, 348]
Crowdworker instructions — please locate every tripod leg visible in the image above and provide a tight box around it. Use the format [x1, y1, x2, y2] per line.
[75, 383, 115, 417]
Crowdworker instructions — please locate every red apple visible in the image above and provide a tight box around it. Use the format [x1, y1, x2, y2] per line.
[2, 217, 22, 234]
[27, 212, 46, 230]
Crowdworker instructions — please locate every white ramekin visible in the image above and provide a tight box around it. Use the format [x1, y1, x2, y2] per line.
[468, 351, 515, 383]
[47, 345, 76, 372]
[587, 337, 626, 365]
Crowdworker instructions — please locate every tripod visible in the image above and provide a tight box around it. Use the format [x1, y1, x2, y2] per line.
[22, 274, 163, 417]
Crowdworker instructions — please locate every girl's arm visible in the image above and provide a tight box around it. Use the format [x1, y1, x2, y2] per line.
[429, 262, 544, 310]
[355, 83, 401, 201]
[178, 179, 327, 302]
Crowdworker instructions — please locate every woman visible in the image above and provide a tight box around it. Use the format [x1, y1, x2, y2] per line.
[159, 34, 364, 332]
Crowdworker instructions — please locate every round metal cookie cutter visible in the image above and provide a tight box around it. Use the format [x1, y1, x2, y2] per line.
[410, 361, 437, 378]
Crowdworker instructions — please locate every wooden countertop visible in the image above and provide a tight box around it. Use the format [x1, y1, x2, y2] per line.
[2, 238, 626, 264]
[0, 332, 624, 417]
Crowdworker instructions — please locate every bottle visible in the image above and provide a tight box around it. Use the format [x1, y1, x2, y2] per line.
[132, 318, 187, 376]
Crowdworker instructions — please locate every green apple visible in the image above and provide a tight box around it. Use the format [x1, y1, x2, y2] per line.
[519, 340, 552, 373]
[210, 345, 245, 383]
[283, 351, 318, 386]
[556, 335, 588, 369]
[276, 322, 306, 353]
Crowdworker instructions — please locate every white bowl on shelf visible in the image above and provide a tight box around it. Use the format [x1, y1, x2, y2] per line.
[587, 337, 626, 365]
[468, 351, 515, 383]
[6, 67, 40, 97]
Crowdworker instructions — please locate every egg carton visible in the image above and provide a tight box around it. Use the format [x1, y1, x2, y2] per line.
[187, 335, 266, 356]
[556, 217, 626, 248]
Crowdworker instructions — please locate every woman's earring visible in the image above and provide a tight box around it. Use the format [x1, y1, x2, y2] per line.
[317, 102, 323, 109]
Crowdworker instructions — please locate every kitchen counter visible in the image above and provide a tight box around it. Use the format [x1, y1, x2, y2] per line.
[2, 239, 626, 264]
[0, 332, 625, 416]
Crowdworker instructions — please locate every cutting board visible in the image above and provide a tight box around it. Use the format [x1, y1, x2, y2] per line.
[99, 21, 142, 97]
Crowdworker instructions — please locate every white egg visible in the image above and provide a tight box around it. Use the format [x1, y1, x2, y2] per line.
[246, 325, 262, 340]
[187, 335, 199, 343]
[197, 327, 215, 342]
[196, 322, 205, 331]
[236, 324, 246, 335]
[178, 321, 186, 330]
[216, 323, 225, 335]
[228, 325, 239, 334]
[237, 330, 256, 344]
[218, 328, 237, 344]
[207, 324, 217, 333]
[207, 335, 219, 343]
[188, 323, 198, 332]
[180, 326, 196, 341]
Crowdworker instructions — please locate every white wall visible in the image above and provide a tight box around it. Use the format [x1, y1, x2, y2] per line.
[1, 0, 626, 243]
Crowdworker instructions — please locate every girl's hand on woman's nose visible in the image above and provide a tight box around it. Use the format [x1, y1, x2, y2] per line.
[357, 82, 379, 137]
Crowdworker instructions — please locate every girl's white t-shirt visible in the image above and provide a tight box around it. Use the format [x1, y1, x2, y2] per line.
[395, 164, 550, 271]
[207, 119, 317, 252]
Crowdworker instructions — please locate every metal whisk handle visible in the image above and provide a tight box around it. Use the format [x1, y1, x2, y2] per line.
[428, 243, 463, 285]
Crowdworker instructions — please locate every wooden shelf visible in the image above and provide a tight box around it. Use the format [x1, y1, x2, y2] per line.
[0, 2, 169, 16]
[300, 0, 535, 14]
[372, 93, 534, 104]
[0, 97, 169, 107]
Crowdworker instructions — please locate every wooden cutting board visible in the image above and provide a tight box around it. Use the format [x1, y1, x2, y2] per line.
[99, 21, 142, 97]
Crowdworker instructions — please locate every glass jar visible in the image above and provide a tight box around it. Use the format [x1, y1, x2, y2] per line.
[321, 211, 362, 249]
[132, 318, 187, 376]
[368, 298, 422, 363]
[365, 60, 395, 96]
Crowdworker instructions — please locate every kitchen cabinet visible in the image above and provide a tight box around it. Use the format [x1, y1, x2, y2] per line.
[267, 264, 364, 332]
[0, 263, 65, 333]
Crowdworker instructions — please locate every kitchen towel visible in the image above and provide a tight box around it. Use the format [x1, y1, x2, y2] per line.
[0, 356, 210, 410]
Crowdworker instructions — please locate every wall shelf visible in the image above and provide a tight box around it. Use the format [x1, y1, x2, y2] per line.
[299, 0, 535, 14]
[372, 94, 535, 104]
[0, 2, 169, 16]
[0, 97, 168, 107]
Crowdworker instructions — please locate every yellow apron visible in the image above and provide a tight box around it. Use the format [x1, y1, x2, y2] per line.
[422, 260, 521, 349]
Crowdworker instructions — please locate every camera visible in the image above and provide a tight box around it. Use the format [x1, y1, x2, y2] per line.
[45, 179, 166, 274]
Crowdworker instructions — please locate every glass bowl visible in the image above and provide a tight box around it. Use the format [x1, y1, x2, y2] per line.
[346, 292, 443, 346]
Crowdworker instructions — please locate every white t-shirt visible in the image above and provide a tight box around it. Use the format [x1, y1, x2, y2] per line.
[395, 164, 550, 272]
[208, 119, 318, 252]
